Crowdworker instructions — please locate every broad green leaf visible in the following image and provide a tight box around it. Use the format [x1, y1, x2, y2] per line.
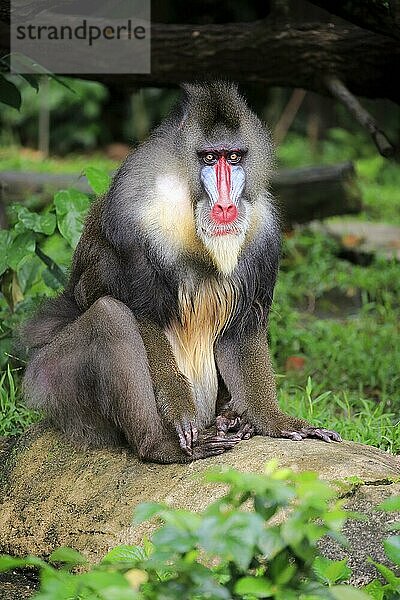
[257, 526, 285, 559]
[79, 569, 134, 593]
[101, 544, 146, 565]
[313, 556, 351, 585]
[0, 230, 12, 275]
[49, 546, 87, 566]
[281, 515, 304, 545]
[364, 578, 385, 600]
[7, 231, 36, 270]
[85, 166, 111, 196]
[384, 535, 400, 565]
[198, 512, 264, 570]
[54, 189, 90, 248]
[234, 576, 274, 597]
[329, 585, 373, 599]
[13, 205, 56, 235]
[370, 559, 400, 588]
[0, 74, 22, 109]
[0, 554, 47, 572]
[133, 502, 166, 525]
[377, 496, 400, 512]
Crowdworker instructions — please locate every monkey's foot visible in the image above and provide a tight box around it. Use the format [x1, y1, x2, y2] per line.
[280, 427, 342, 443]
[193, 433, 242, 459]
[216, 410, 254, 440]
[175, 417, 198, 456]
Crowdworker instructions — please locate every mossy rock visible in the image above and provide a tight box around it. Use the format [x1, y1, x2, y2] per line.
[0, 424, 399, 587]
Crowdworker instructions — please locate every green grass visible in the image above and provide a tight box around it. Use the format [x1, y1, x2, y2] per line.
[270, 228, 400, 453]
[0, 145, 117, 174]
[0, 366, 39, 436]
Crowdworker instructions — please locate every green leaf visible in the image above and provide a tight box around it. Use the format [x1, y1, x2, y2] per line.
[54, 189, 90, 248]
[234, 576, 274, 597]
[383, 535, 400, 565]
[198, 512, 264, 571]
[0, 230, 12, 275]
[329, 585, 373, 599]
[312, 556, 352, 585]
[0, 75, 22, 109]
[7, 232, 36, 270]
[19, 74, 39, 91]
[370, 559, 400, 588]
[13, 205, 56, 235]
[101, 544, 146, 565]
[364, 579, 385, 600]
[133, 502, 166, 525]
[85, 166, 111, 196]
[49, 546, 87, 566]
[257, 527, 285, 559]
[377, 496, 400, 512]
[79, 570, 133, 593]
[0, 554, 47, 572]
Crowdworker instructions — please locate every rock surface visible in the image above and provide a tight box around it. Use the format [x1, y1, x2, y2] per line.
[0, 425, 399, 585]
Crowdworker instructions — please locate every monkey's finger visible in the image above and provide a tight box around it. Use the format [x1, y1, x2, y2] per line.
[175, 424, 193, 455]
[203, 436, 242, 449]
[191, 424, 199, 445]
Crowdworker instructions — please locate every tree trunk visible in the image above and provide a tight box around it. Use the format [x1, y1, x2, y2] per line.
[1, 19, 399, 102]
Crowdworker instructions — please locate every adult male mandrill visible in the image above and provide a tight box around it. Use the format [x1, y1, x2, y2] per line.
[22, 82, 341, 463]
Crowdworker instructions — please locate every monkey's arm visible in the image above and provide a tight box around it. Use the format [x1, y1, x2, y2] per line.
[215, 328, 341, 442]
[136, 319, 200, 454]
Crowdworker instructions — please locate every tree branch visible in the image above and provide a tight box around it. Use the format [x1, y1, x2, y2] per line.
[325, 76, 396, 158]
[308, 0, 400, 40]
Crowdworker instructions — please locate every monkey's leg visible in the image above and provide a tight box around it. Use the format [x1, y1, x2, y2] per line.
[215, 330, 341, 443]
[24, 296, 240, 463]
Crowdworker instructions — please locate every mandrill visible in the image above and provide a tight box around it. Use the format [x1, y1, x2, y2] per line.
[22, 82, 341, 463]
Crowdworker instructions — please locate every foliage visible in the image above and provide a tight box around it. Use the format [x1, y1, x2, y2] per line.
[0, 76, 109, 153]
[0, 167, 110, 427]
[1, 462, 395, 599]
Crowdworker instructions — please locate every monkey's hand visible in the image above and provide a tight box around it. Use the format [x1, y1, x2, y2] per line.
[192, 431, 242, 459]
[175, 417, 199, 456]
[280, 426, 342, 443]
[216, 410, 255, 440]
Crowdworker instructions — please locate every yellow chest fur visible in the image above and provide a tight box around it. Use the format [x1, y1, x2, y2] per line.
[165, 279, 237, 424]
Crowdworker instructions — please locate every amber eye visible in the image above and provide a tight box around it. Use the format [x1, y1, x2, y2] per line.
[227, 151, 241, 164]
[203, 152, 218, 165]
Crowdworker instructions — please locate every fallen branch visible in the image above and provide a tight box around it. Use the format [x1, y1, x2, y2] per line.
[325, 76, 396, 158]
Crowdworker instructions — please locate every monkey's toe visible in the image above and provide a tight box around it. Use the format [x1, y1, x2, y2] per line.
[194, 434, 242, 458]
[216, 411, 241, 437]
[237, 422, 255, 440]
[281, 427, 342, 443]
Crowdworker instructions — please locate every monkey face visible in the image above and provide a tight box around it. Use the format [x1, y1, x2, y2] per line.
[199, 149, 246, 232]
[191, 138, 254, 275]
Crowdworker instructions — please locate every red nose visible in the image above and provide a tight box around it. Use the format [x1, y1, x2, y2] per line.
[211, 203, 238, 225]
